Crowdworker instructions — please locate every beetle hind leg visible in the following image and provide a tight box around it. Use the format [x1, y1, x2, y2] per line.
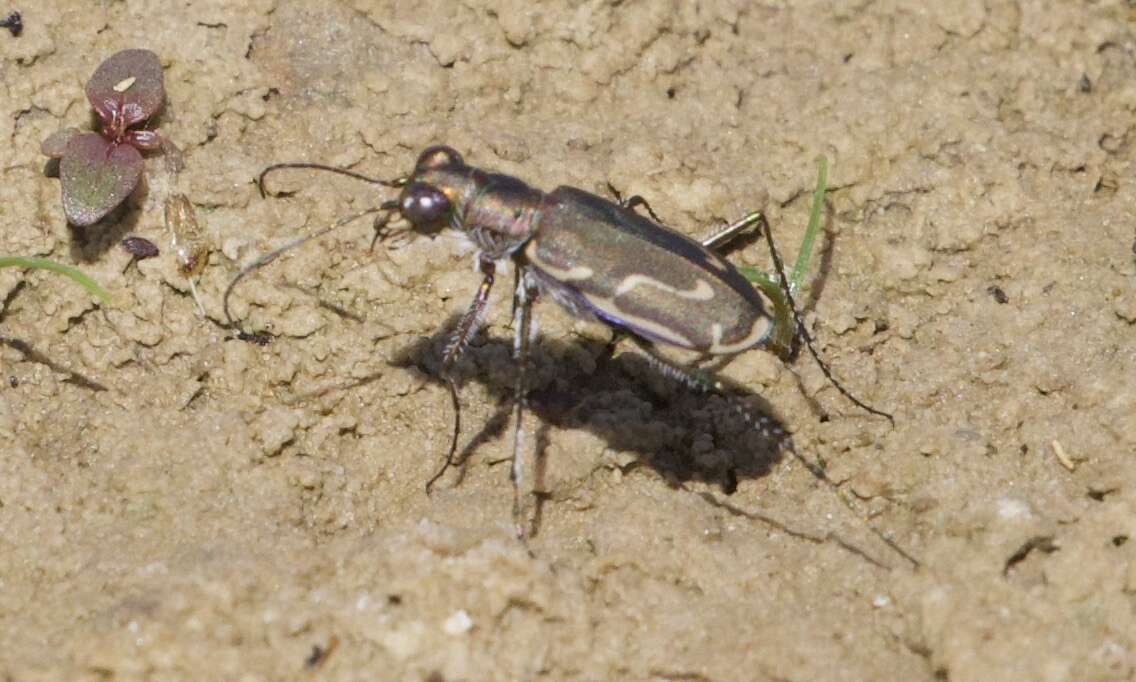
[624, 337, 791, 496]
[700, 211, 767, 252]
[628, 337, 789, 446]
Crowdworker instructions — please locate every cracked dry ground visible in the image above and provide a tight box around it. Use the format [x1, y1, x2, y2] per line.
[2, 2, 1136, 680]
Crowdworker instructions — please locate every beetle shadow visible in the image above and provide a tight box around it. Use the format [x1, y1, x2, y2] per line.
[0, 335, 107, 391]
[388, 314, 792, 500]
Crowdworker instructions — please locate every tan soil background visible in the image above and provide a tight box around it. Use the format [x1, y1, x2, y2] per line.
[2, 1, 1135, 680]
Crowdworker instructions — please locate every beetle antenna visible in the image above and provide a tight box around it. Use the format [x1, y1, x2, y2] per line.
[425, 377, 463, 494]
[257, 162, 407, 199]
[224, 204, 396, 343]
[762, 226, 895, 423]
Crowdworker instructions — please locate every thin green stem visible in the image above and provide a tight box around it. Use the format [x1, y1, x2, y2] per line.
[736, 266, 776, 291]
[791, 154, 827, 293]
[736, 155, 828, 356]
[0, 256, 112, 305]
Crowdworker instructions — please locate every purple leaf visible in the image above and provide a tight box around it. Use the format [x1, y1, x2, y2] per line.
[41, 127, 82, 158]
[85, 49, 164, 132]
[59, 132, 143, 226]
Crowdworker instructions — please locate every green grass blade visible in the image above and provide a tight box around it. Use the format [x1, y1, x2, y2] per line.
[790, 154, 827, 293]
[736, 265, 775, 290]
[0, 256, 112, 305]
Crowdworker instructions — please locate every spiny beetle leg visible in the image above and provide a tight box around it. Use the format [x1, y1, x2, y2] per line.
[738, 155, 830, 359]
[510, 271, 540, 539]
[606, 182, 664, 224]
[700, 211, 767, 252]
[628, 336, 787, 443]
[623, 195, 664, 225]
[426, 256, 497, 494]
[441, 256, 497, 373]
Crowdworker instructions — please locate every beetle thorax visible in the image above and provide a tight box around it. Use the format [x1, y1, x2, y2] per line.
[404, 147, 546, 259]
[454, 171, 544, 259]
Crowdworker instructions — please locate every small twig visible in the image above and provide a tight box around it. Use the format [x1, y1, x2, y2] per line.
[1052, 439, 1077, 472]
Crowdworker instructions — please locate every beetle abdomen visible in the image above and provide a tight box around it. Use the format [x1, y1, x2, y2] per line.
[524, 186, 773, 354]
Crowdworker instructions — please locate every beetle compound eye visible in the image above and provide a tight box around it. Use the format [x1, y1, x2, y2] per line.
[415, 145, 464, 172]
[400, 182, 450, 225]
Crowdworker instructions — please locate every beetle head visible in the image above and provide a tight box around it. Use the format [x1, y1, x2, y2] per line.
[397, 145, 473, 231]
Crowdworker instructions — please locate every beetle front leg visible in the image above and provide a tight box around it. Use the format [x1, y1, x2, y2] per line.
[442, 256, 496, 372]
[425, 256, 497, 493]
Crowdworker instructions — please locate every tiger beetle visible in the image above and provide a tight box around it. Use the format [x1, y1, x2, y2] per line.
[227, 146, 897, 550]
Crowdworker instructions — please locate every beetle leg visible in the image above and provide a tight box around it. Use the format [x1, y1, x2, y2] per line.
[426, 256, 497, 493]
[441, 256, 497, 371]
[607, 182, 665, 224]
[625, 196, 662, 223]
[628, 337, 712, 392]
[700, 211, 767, 252]
[508, 263, 522, 325]
[609, 180, 766, 254]
[510, 270, 539, 539]
[628, 336, 789, 440]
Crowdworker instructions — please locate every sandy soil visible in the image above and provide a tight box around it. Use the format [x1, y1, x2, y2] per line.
[2, 1, 1135, 680]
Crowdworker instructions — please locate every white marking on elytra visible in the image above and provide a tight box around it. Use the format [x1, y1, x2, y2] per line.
[522, 242, 594, 281]
[708, 316, 773, 355]
[583, 293, 695, 347]
[547, 263, 594, 280]
[614, 274, 715, 301]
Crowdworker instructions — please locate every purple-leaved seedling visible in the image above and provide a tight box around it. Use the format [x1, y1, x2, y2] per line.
[41, 48, 178, 226]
